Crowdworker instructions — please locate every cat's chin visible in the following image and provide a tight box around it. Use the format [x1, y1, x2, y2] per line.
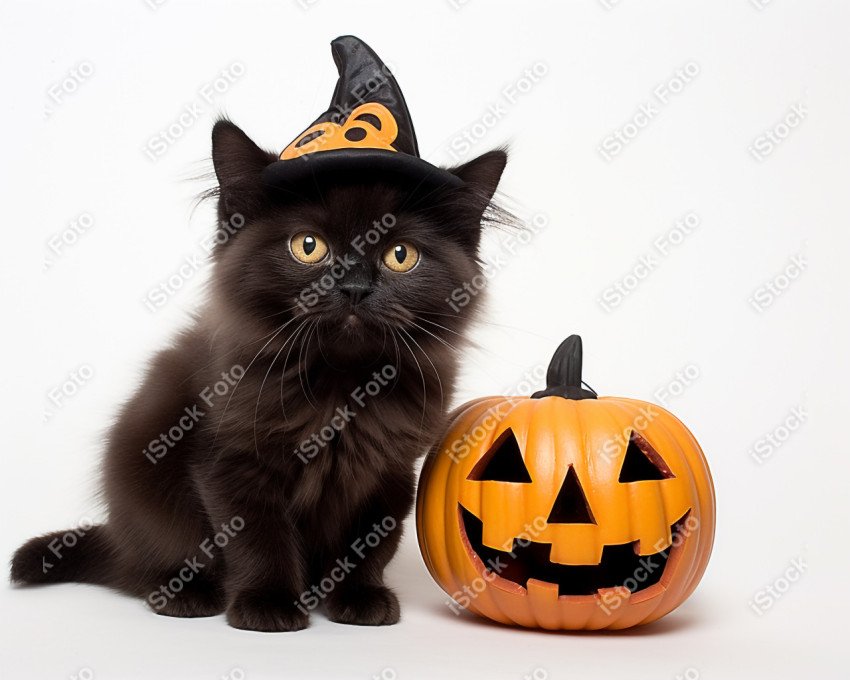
[315, 315, 387, 364]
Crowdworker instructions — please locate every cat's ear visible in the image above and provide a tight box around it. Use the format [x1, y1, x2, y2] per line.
[447, 149, 508, 218]
[211, 119, 276, 219]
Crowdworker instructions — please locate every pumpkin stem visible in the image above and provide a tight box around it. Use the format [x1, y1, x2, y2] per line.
[531, 335, 598, 400]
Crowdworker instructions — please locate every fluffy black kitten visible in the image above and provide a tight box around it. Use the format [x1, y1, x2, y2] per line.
[10, 120, 508, 632]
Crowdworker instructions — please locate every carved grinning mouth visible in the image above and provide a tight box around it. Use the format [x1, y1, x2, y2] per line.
[458, 504, 691, 597]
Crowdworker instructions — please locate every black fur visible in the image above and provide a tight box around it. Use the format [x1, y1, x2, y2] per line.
[11, 119, 508, 631]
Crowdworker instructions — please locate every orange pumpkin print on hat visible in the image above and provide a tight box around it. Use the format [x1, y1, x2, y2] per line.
[416, 335, 715, 630]
[263, 35, 464, 192]
[280, 102, 400, 159]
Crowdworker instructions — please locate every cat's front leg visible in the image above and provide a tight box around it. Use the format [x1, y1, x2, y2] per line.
[205, 466, 309, 632]
[324, 469, 414, 626]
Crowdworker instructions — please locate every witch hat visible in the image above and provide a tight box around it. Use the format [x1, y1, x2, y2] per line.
[262, 35, 463, 191]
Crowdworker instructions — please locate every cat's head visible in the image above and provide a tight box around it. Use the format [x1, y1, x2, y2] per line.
[207, 120, 508, 364]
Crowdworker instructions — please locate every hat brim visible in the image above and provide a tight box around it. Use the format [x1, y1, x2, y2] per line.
[261, 149, 464, 196]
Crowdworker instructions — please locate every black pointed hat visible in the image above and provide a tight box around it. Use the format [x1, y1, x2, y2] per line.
[262, 36, 463, 191]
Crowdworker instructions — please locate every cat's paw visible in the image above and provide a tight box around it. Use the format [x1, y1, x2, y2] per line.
[226, 592, 308, 632]
[326, 584, 400, 626]
[152, 581, 225, 618]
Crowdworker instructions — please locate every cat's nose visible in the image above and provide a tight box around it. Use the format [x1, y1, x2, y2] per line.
[339, 282, 372, 306]
[339, 263, 373, 306]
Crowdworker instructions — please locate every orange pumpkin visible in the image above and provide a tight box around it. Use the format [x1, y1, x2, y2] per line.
[416, 335, 715, 630]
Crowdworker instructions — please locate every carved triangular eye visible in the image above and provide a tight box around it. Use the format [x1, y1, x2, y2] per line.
[467, 428, 532, 483]
[547, 466, 596, 524]
[618, 431, 675, 482]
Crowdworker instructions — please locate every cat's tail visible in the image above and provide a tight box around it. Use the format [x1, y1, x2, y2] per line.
[10, 524, 117, 587]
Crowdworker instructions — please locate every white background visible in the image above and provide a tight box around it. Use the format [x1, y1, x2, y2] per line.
[1, 1, 848, 678]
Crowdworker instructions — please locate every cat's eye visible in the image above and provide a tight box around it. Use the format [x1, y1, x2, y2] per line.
[382, 242, 419, 273]
[290, 232, 329, 264]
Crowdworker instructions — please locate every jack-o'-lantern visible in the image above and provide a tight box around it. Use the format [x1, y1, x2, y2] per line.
[416, 335, 715, 630]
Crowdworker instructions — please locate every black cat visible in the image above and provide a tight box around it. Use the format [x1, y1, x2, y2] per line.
[11, 118, 508, 631]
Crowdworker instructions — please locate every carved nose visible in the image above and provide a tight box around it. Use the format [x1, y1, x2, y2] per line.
[547, 466, 597, 524]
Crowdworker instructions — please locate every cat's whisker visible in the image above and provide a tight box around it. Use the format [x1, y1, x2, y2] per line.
[211, 317, 297, 455]
[279, 318, 311, 420]
[255, 304, 302, 322]
[383, 312, 497, 379]
[407, 309, 556, 340]
[179, 312, 300, 387]
[407, 317, 537, 372]
[251, 315, 315, 456]
[407, 321, 462, 354]
[395, 327, 428, 446]
[400, 327, 444, 412]
[301, 321, 321, 409]
[252, 331, 295, 459]
[296, 320, 319, 411]
[413, 317, 467, 337]
[407, 318, 534, 380]
[314, 320, 333, 367]
[378, 321, 403, 400]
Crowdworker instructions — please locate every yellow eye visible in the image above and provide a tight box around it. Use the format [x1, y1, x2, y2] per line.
[382, 243, 419, 273]
[290, 232, 329, 264]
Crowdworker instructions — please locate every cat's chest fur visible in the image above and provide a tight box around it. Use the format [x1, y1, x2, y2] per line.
[281, 366, 436, 477]
[205, 348, 448, 511]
